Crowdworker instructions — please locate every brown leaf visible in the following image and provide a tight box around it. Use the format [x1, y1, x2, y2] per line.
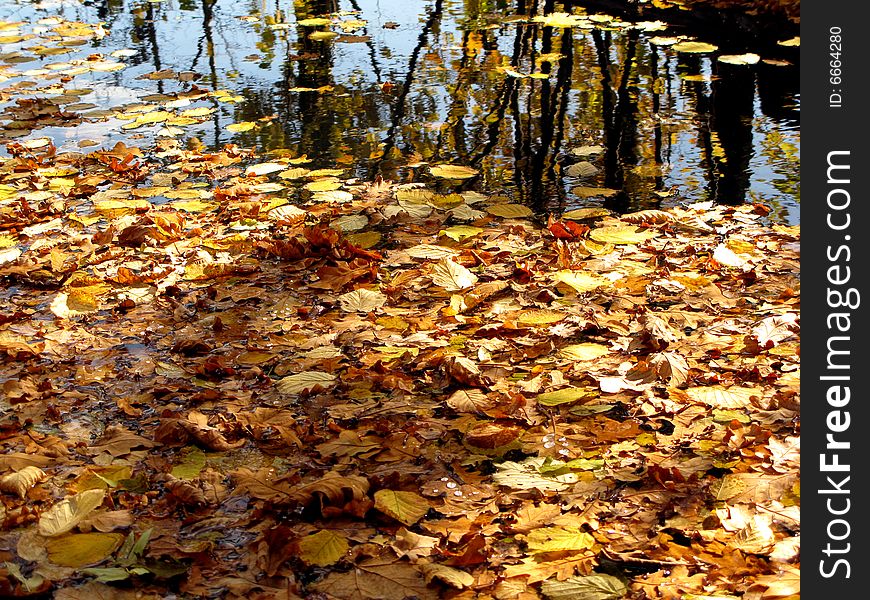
[0, 466, 47, 499]
[154, 418, 245, 451]
[312, 554, 438, 600]
[90, 425, 157, 457]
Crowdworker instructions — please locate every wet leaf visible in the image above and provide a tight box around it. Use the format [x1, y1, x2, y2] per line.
[429, 164, 479, 179]
[298, 530, 349, 566]
[487, 204, 533, 218]
[45, 532, 124, 567]
[672, 41, 718, 53]
[374, 489, 431, 525]
[718, 53, 761, 65]
[39, 489, 107, 536]
[276, 371, 337, 395]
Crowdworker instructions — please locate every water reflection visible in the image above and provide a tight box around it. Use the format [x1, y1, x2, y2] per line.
[1, 0, 800, 222]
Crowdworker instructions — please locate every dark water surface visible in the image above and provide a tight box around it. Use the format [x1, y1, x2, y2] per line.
[0, 0, 800, 222]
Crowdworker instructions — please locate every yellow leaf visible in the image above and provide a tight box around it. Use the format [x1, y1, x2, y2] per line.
[431, 258, 478, 291]
[672, 40, 718, 53]
[559, 343, 611, 362]
[245, 162, 286, 177]
[346, 231, 381, 249]
[179, 106, 214, 118]
[374, 489, 431, 525]
[39, 489, 106, 536]
[439, 225, 483, 242]
[685, 385, 764, 409]
[276, 371, 337, 395]
[589, 225, 657, 244]
[429, 164, 479, 179]
[561, 206, 612, 219]
[526, 526, 595, 554]
[304, 178, 342, 192]
[552, 270, 609, 293]
[536, 387, 597, 406]
[516, 309, 566, 326]
[227, 121, 257, 132]
[298, 530, 349, 566]
[486, 204, 533, 218]
[45, 532, 124, 567]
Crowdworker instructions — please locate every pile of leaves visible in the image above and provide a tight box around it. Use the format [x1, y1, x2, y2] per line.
[0, 10, 798, 600]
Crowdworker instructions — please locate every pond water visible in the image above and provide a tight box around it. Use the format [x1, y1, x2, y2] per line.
[0, 0, 800, 222]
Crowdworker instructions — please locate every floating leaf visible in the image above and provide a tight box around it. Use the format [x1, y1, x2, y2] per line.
[718, 53, 761, 65]
[276, 371, 337, 395]
[486, 204, 533, 218]
[562, 207, 611, 219]
[532, 12, 588, 28]
[672, 41, 718, 53]
[39, 489, 107, 537]
[226, 121, 257, 132]
[245, 162, 286, 177]
[565, 161, 598, 178]
[298, 530, 349, 567]
[374, 489, 431, 525]
[429, 164, 479, 179]
[431, 258, 478, 291]
[338, 288, 387, 313]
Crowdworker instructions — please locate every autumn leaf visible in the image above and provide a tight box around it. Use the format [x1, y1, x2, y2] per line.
[276, 371, 337, 394]
[431, 258, 478, 291]
[536, 387, 597, 406]
[298, 530, 349, 566]
[486, 204, 533, 218]
[312, 554, 438, 600]
[374, 489, 431, 525]
[0, 466, 47, 498]
[338, 288, 387, 312]
[540, 573, 627, 600]
[429, 164, 478, 179]
[45, 532, 124, 567]
[526, 526, 595, 555]
[39, 489, 107, 536]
